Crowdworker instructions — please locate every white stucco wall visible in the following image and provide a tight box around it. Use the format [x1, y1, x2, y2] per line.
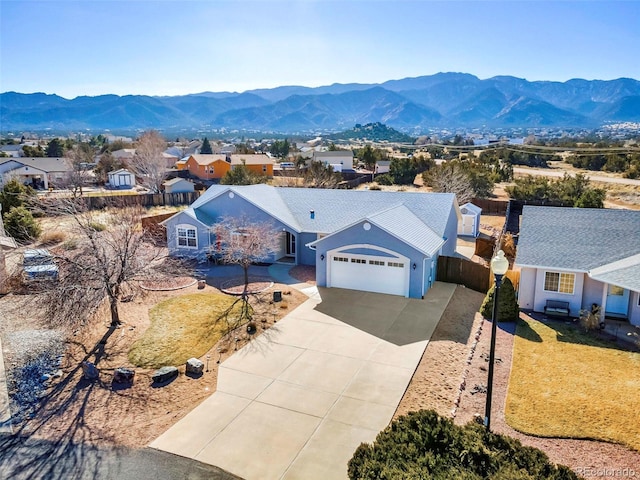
[532, 269, 585, 317]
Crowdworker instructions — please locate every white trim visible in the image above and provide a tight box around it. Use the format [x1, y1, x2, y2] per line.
[176, 224, 198, 249]
[326, 243, 410, 297]
[543, 271, 576, 295]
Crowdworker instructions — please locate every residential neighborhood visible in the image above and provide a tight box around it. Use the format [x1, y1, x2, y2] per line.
[2, 1, 640, 476]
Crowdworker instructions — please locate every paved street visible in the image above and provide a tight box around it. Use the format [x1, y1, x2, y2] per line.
[0, 434, 240, 480]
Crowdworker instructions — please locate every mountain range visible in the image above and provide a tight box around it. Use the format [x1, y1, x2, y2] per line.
[2, 73, 640, 134]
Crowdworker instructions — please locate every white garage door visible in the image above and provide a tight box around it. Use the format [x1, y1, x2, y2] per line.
[328, 250, 409, 297]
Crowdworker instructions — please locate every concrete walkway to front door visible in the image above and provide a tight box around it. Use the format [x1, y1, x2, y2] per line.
[151, 282, 456, 480]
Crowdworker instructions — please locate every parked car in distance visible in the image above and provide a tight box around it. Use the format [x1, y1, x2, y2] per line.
[23, 249, 59, 280]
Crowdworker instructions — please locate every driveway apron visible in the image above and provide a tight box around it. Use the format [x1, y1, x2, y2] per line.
[151, 282, 456, 480]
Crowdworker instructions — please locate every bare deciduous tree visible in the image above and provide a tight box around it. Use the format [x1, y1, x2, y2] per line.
[303, 161, 340, 188]
[422, 162, 475, 205]
[210, 216, 280, 323]
[38, 199, 190, 328]
[129, 130, 167, 193]
[59, 143, 95, 196]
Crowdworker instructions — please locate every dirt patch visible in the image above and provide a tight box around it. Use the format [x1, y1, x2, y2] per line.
[396, 286, 485, 419]
[0, 279, 306, 448]
[289, 265, 316, 285]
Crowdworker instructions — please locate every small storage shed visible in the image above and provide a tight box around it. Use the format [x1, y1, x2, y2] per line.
[458, 202, 482, 237]
[163, 177, 195, 194]
[107, 168, 135, 189]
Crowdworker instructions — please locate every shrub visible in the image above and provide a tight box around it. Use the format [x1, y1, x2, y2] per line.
[500, 233, 516, 261]
[375, 174, 393, 185]
[3, 206, 41, 242]
[348, 410, 579, 479]
[480, 276, 519, 322]
[579, 304, 601, 331]
[368, 184, 382, 191]
[88, 221, 107, 232]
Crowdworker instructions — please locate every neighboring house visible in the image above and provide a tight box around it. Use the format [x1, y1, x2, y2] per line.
[374, 160, 391, 174]
[111, 149, 136, 161]
[179, 154, 274, 180]
[162, 184, 460, 298]
[0, 145, 22, 157]
[107, 168, 136, 189]
[0, 157, 71, 189]
[458, 202, 482, 237]
[515, 206, 640, 327]
[313, 150, 354, 172]
[163, 177, 195, 193]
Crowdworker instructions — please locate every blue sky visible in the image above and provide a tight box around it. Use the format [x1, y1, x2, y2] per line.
[1, 0, 639, 98]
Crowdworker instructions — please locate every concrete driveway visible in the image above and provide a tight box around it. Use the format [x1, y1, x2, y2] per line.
[151, 282, 456, 480]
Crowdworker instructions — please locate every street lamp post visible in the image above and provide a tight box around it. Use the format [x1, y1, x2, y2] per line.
[484, 249, 509, 432]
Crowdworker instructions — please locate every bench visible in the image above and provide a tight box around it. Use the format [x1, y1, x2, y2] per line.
[544, 299, 570, 317]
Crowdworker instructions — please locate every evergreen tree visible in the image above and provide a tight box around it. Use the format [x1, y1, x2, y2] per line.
[221, 164, 267, 185]
[480, 276, 519, 322]
[200, 137, 213, 154]
[46, 138, 65, 157]
[3, 206, 41, 242]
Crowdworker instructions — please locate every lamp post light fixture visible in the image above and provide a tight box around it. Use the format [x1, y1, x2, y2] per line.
[484, 249, 509, 432]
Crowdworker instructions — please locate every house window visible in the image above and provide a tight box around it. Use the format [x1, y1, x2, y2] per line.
[177, 225, 197, 249]
[369, 260, 385, 266]
[608, 285, 624, 296]
[544, 272, 575, 294]
[388, 262, 404, 268]
[351, 258, 366, 264]
[333, 256, 348, 262]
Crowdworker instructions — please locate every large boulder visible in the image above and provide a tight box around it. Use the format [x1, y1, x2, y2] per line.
[81, 361, 99, 380]
[152, 366, 179, 384]
[185, 358, 204, 375]
[113, 367, 135, 384]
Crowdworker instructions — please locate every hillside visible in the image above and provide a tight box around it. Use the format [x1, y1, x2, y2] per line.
[2, 73, 640, 133]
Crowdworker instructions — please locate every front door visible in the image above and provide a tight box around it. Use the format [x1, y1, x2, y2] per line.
[285, 232, 296, 257]
[606, 284, 630, 317]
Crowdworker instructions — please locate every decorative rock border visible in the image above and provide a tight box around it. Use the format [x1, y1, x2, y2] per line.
[220, 276, 274, 295]
[140, 277, 198, 291]
[451, 318, 485, 419]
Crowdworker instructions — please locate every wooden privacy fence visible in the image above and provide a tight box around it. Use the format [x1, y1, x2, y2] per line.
[80, 191, 201, 210]
[470, 197, 509, 215]
[437, 255, 491, 293]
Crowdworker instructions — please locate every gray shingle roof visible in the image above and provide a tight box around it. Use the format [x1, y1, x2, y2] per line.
[187, 185, 456, 241]
[515, 206, 640, 271]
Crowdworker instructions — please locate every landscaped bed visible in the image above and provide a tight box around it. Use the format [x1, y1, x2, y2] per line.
[128, 293, 243, 368]
[506, 318, 640, 451]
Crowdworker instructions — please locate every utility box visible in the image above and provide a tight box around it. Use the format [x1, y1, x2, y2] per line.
[273, 291, 282, 302]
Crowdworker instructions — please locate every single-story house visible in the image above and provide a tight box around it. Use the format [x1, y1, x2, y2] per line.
[178, 154, 274, 180]
[107, 168, 136, 189]
[163, 177, 195, 193]
[0, 157, 71, 189]
[111, 149, 136, 161]
[0, 145, 22, 158]
[458, 202, 482, 237]
[162, 184, 460, 298]
[515, 206, 640, 326]
[313, 150, 354, 172]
